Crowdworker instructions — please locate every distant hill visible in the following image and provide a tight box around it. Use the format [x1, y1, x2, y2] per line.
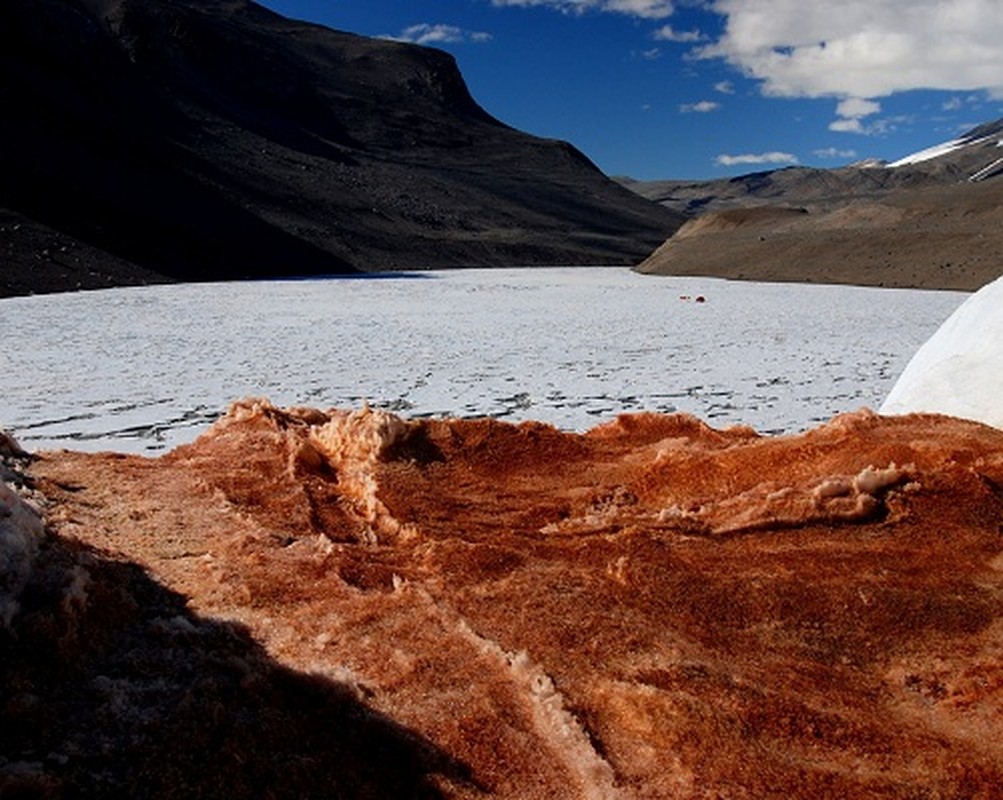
[620, 119, 1003, 217]
[627, 120, 1003, 290]
[0, 0, 681, 297]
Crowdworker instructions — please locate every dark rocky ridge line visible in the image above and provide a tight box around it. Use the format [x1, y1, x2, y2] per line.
[619, 118, 1003, 217]
[0, 0, 681, 298]
[624, 119, 1003, 290]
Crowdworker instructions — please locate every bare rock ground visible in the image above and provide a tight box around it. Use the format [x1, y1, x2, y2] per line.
[636, 178, 1003, 290]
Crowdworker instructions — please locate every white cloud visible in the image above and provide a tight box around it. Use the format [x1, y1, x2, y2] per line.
[836, 97, 881, 119]
[680, 100, 721, 113]
[606, 0, 674, 16]
[830, 116, 907, 135]
[942, 93, 987, 111]
[699, 1, 1003, 102]
[828, 97, 881, 134]
[387, 24, 493, 45]
[829, 118, 865, 133]
[715, 151, 799, 166]
[713, 80, 735, 94]
[814, 147, 858, 159]
[871, 115, 910, 134]
[490, 0, 674, 18]
[652, 24, 704, 42]
[828, 101, 910, 136]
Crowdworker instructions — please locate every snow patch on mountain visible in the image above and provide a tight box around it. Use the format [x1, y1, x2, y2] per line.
[889, 135, 992, 167]
[890, 118, 1003, 168]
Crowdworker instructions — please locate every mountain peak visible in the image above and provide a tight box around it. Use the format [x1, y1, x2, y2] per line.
[0, 0, 680, 297]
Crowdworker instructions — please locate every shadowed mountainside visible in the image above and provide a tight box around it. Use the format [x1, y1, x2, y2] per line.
[0, 0, 680, 298]
[626, 120, 1003, 289]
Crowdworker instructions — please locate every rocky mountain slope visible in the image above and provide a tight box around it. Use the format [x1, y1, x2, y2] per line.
[629, 120, 1003, 290]
[6, 400, 1003, 796]
[622, 119, 1003, 216]
[0, 0, 680, 298]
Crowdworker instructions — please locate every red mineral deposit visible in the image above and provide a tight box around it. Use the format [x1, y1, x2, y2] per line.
[5, 399, 1003, 797]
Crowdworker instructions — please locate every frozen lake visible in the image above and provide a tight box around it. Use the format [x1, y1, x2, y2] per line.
[1, 268, 965, 454]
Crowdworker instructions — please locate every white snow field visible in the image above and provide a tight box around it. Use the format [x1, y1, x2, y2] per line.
[888, 137, 974, 167]
[0, 268, 967, 453]
[881, 274, 1003, 429]
[888, 133, 998, 168]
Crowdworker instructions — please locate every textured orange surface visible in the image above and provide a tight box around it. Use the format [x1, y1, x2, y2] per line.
[18, 400, 1003, 797]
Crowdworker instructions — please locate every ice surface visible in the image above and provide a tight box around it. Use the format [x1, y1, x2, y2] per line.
[0, 268, 966, 453]
[881, 274, 1003, 428]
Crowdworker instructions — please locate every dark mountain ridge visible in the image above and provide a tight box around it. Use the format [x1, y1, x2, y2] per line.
[0, 0, 681, 297]
[620, 118, 1003, 217]
[628, 119, 1003, 290]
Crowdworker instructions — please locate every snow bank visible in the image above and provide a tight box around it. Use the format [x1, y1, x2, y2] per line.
[0, 481, 45, 628]
[881, 276, 1002, 428]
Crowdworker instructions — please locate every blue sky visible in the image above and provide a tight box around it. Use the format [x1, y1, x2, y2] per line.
[256, 1, 1003, 180]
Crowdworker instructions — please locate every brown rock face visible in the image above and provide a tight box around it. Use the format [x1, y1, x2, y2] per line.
[11, 400, 1003, 797]
[635, 178, 1003, 290]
